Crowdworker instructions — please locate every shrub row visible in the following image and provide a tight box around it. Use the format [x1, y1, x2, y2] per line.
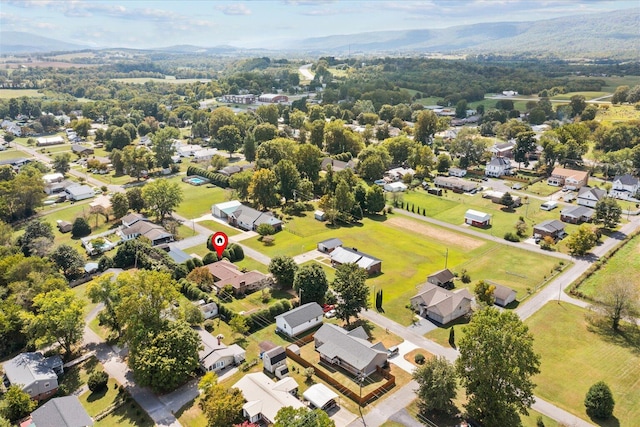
[178, 278, 212, 302]
[332, 152, 352, 162]
[187, 166, 229, 188]
[245, 299, 292, 332]
[205, 240, 244, 262]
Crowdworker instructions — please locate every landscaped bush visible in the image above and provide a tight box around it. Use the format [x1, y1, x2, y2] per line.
[98, 255, 114, 271]
[504, 232, 520, 242]
[202, 252, 218, 265]
[414, 353, 426, 364]
[585, 381, 615, 419]
[88, 371, 109, 392]
[178, 278, 211, 302]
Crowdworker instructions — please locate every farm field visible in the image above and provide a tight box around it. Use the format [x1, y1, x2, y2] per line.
[527, 303, 640, 427]
[0, 89, 44, 99]
[111, 77, 210, 84]
[596, 104, 640, 124]
[577, 233, 640, 299]
[551, 91, 609, 101]
[243, 212, 563, 324]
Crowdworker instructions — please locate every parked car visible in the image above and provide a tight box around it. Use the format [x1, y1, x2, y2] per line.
[387, 346, 399, 357]
[324, 309, 336, 318]
[322, 304, 335, 313]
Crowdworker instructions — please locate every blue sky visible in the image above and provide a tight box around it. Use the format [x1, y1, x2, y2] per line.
[1, 0, 638, 49]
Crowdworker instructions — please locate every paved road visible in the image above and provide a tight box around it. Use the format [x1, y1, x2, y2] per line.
[299, 63, 315, 80]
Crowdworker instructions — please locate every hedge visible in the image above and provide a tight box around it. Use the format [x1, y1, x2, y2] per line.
[187, 166, 230, 188]
[178, 278, 212, 302]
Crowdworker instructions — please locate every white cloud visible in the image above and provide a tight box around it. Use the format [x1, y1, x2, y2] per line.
[215, 3, 252, 15]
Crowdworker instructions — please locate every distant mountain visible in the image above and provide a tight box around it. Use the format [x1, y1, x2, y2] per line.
[0, 31, 91, 53]
[287, 10, 640, 58]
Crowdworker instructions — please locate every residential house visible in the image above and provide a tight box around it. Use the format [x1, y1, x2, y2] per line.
[577, 187, 607, 208]
[317, 238, 343, 253]
[427, 269, 456, 288]
[223, 94, 256, 104]
[330, 246, 382, 275]
[384, 182, 407, 192]
[196, 300, 218, 320]
[485, 157, 513, 177]
[36, 136, 65, 146]
[262, 346, 287, 375]
[196, 328, 245, 373]
[65, 184, 95, 201]
[492, 283, 517, 307]
[385, 167, 415, 182]
[434, 176, 477, 193]
[228, 204, 283, 232]
[176, 144, 203, 157]
[482, 190, 522, 207]
[205, 260, 271, 296]
[211, 200, 243, 219]
[464, 209, 491, 227]
[610, 174, 639, 200]
[275, 302, 324, 337]
[218, 164, 254, 177]
[448, 167, 467, 177]
[71, 144, 94, 156]
[117, 219, 173, 246]
[2, 352, 63, 400]
[410, 283, 473, 324]
[321, 157, 357, 172]
[234, 373, 303, 425]
[28, 396, 94, 427]
[121, 213, 146, 228]
[489, 140, 516, 159]
[193, 148, 218, 162]
[547, 167, 589, 189]
[303, 383, 339, 411]
[533, 219, 567, 240]
[314, 323, 388, 377]
[560, 205, 594, 224]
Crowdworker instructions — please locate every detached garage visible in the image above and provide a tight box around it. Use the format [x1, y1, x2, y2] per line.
[464, 209, 491, 227]
[303, 383, 339, 410]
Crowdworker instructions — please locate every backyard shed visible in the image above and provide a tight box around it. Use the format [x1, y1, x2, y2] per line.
[303, 383, 339, 410]
[464, 209, 491, 227]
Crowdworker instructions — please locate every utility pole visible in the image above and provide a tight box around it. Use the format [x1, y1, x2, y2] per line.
[444, 248, 449, 269]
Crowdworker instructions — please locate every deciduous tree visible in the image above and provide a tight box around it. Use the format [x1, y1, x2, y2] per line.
[268, 255, 298, 289]
[26, 289, 85, 356]
[249, 168, 279, 210]
[0, 386, 36, 422]
[474, 280, 496, 306]
[332, 263, 369, 326]
[86, 273, 122, 336]
[229, 170, 253, 201]
[413, 356, 457, 415]
[199, 373, 244, 427]
[142, 178, 183, 221]
[111, 192, 129, 219]
[274, 159, 300, 201]
[566, 224, 599, 256]
[53, 152, 71, 175]
[456, 308, 540, 426]
[414, 110, 438, 144]
[152, 126, 180, 168]
[217, 124, 242, 158]
[592, 278, 640, 331]
[49, 244, 85, 279]
[126, 187, 145, 212]
[585, 381, 615, 420]
[274, 407, 335, 427]
[293, 263, 328, 304]
[366, 185, 386, 214]
[594, 198, 622, 229]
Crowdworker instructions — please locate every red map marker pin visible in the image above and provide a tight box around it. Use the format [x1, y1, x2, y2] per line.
[211, 232, 228, 259]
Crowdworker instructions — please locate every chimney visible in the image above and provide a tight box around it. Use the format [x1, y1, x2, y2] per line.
[217, 336, 221, 345]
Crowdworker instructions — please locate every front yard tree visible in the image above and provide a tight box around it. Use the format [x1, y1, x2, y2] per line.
[594, 198, 622, 229]
[436, 153, 452, 173]
[295, 143, 323, 181]
[199, 373, 245, 427]
[110, 192, 129, 219]
[274, 407, 335, 427]
[152, 126, 180, 168]
[249, 168, 279, 210]
[566, 224, 599, 256]
[293, 263, 329, 304]
[0, 385, 36, 422]
[49, 244, 85, 279]
[414, 110, 438, 144]
[501, 192, 515, 210]
[53, 152, 71, 175]
[366, 185, 386, 214]
[142, 178, 183, 221]
[130, 320, 201, 393]
[268, 255, 298, 289]
[335, 179, 355, 217]
[332, 263, 369, 326]
[585, 381, 615, 420]
[514, 131, 536, 168]
[25, 289, 85, 357]
[456, 308, 541, 426]
[229, 314, 249, 338]
[274, 159, 300, 201]
[126, 187, 146, 212]
[593, 278, 640, 331]
[229, 170, 253, 201]
[86, 273, 122, 336]
[413, 356, 457, 415]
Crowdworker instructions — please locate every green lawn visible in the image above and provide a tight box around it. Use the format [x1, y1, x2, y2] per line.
[527, 303, 640, 427]
[596, 104, 640, 125]
[244, 212, 561, 325]
[551, 91, 609, 101]
[170, 177, 232, 219]
[401, 188, 583, 248]
[0, 89, 43, 98]
[196, 220, 241, 236]
[223, 288, 296, 314]
[79, 379, 154, 427]
[522, 180, 560, 197]
[578, 233, 640, 298]
[0, 149, 26, 161]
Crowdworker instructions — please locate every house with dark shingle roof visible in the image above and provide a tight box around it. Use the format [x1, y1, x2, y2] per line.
[560, 205, 594, 224]
[577, 187, 607, 208]
[275, 302, 324, 337]
[610, 174, 639, 200]
[410, 283, 473, 325]
[263, 346, 287, 374]
[427, 269, 456, 288]
[28, 396, 93, 427]
[533, 219, 567, 240]
[313, 323, 388, 377]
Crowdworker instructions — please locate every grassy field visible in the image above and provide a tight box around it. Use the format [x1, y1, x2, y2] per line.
[596, 104, 640, 124]
[551, 91, 609, 101]
[0, 89, 43, 99]
[244, 211, 562, 324]
[578, 233, 640, 298]
[522, 180, 562, 197]
[0, 148, 26, 161]
[196, 219, 241, 236]
[170, 177, 233, 219]
[527, 303, 640, 427]
[401, 188, 585, 248]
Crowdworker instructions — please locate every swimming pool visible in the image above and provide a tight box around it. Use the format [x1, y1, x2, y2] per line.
[187, 177, 209, 186]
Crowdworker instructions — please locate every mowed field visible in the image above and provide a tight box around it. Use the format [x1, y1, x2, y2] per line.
[578, 233, 640, 299]
[243, 211, 562, 324]
[0, 89, 44, 99]
[527, 303, 640, 427]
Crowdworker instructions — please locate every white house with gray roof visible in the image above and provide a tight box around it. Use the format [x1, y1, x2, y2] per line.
[2, 352, 63, 400]
[329, 246, 382, 275]
[228, 204, 282, 232]
[196, 327, 245, 373]
[234, 373, 303, 425]
[610, 174, 639, 200]
[313, 323, 388, 377]
[275, 302, 324, 337]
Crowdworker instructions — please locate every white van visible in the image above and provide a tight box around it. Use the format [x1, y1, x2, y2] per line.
[540, 201, 558, 211]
